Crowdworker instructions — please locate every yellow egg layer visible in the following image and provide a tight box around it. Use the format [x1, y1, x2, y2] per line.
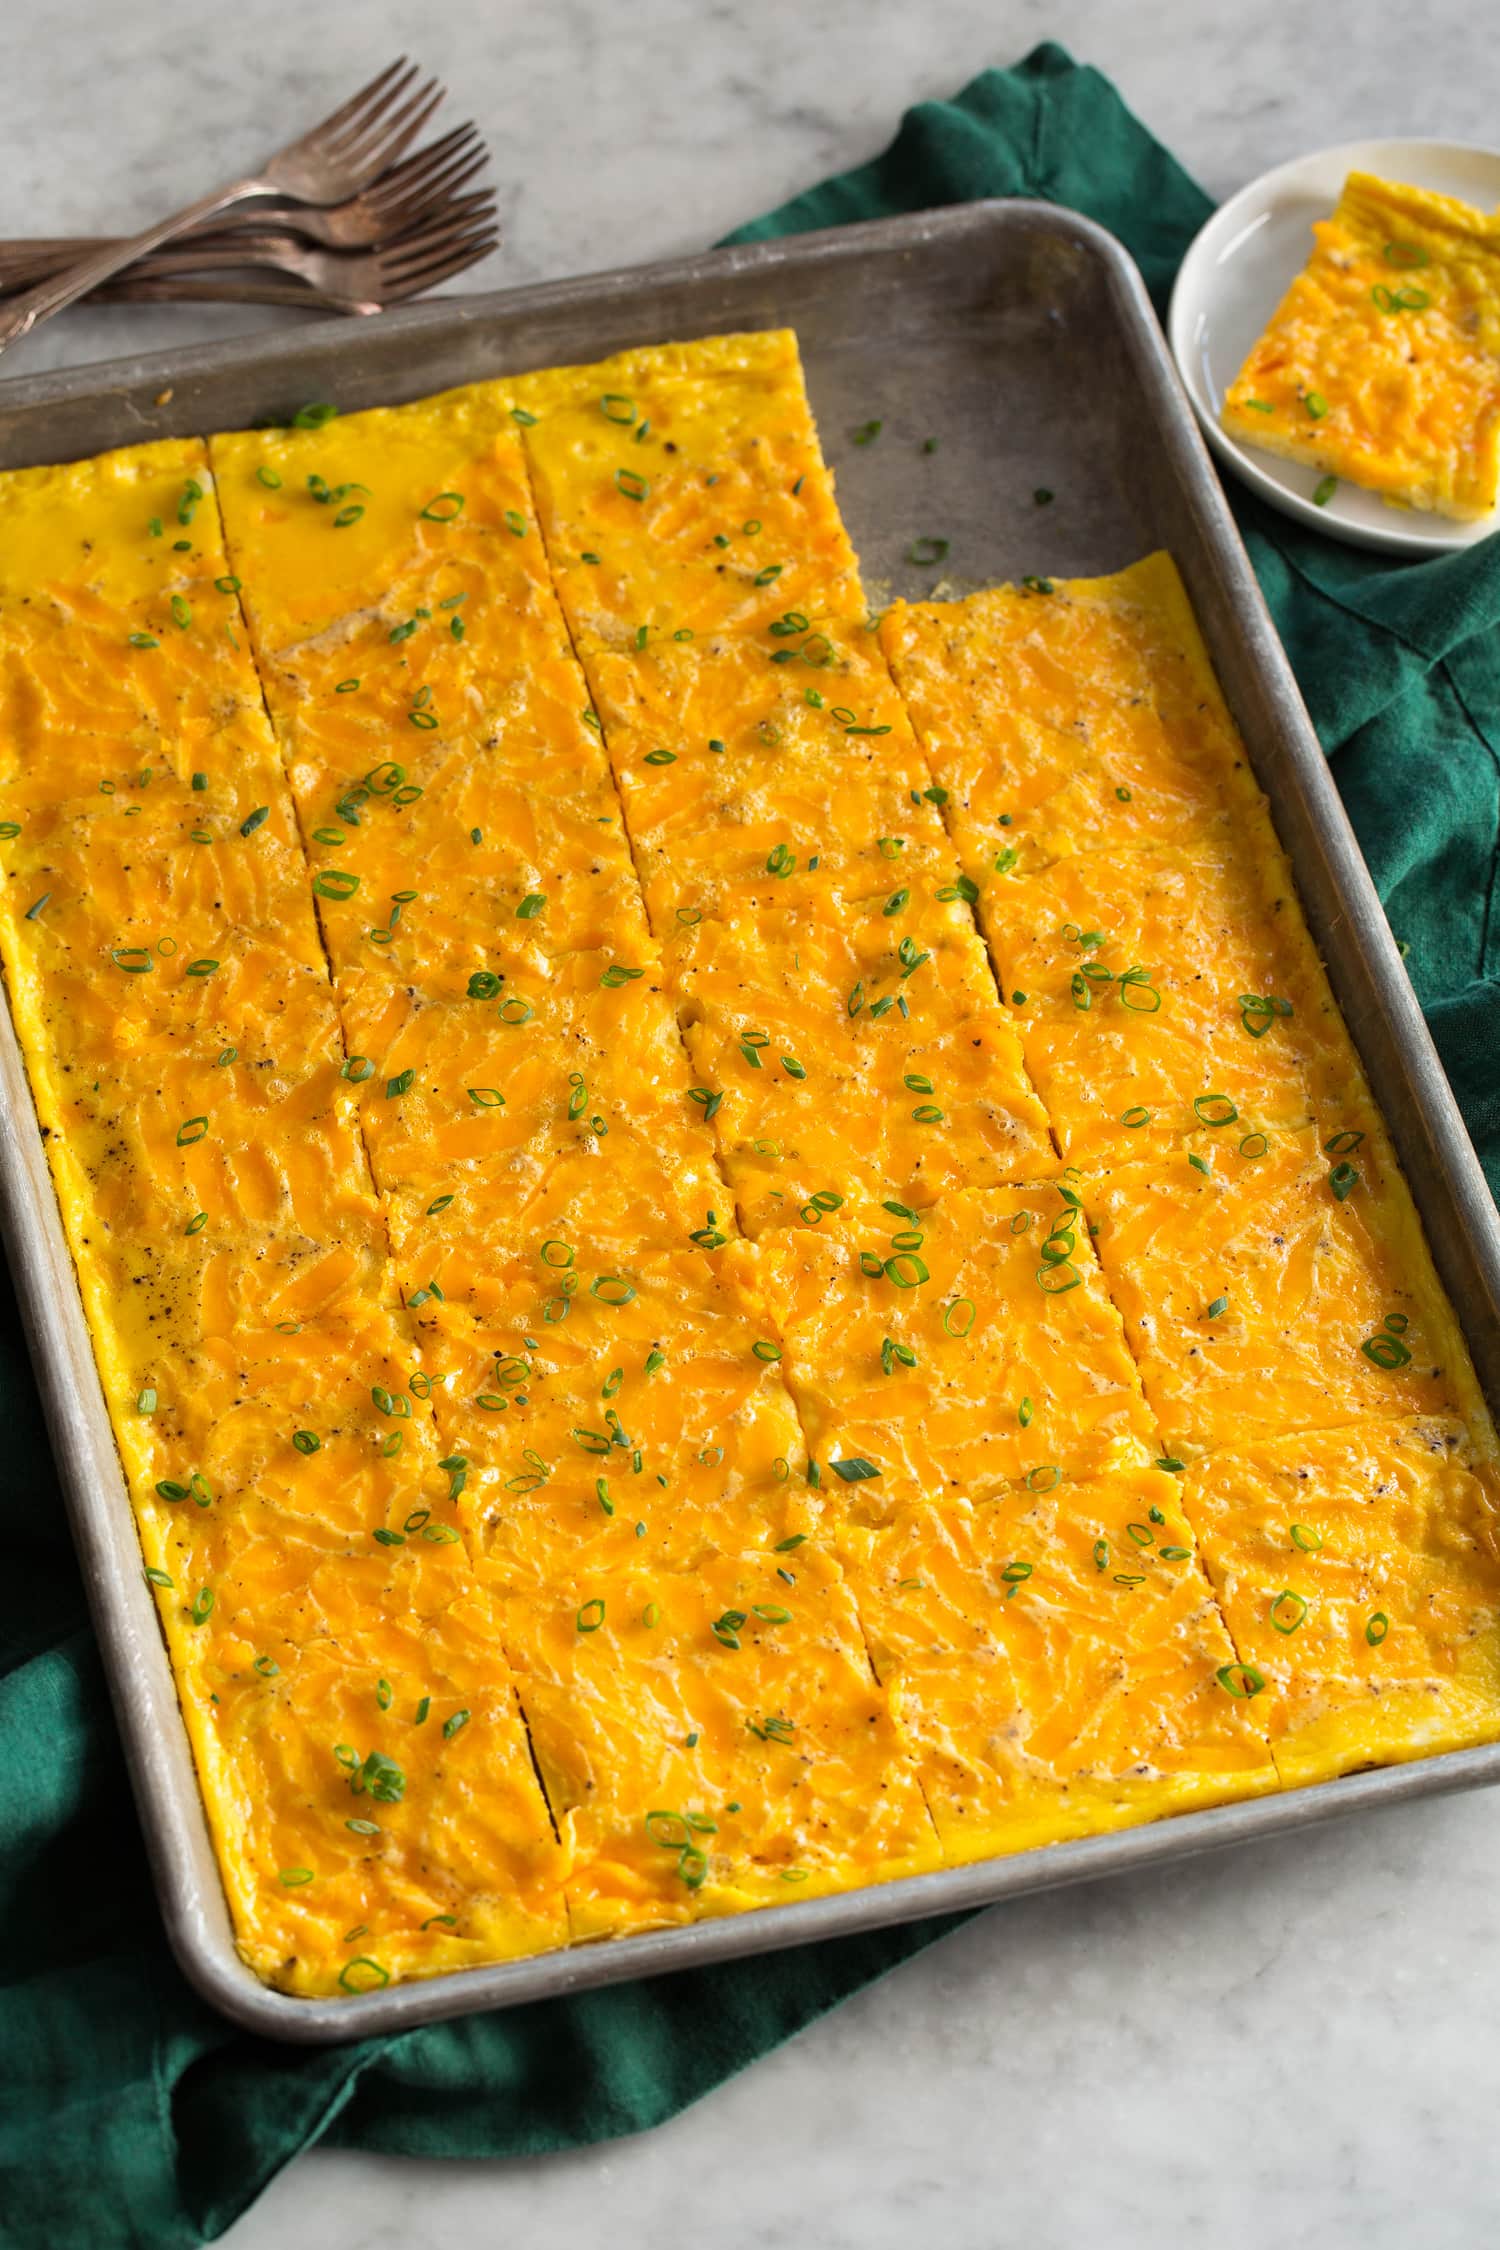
[509, 330, 865, 645]
[1183, 1419, 1500, 1785]
[755, 1184, 1160, 1525]
[871, 559, 1500, 1792]
[0, 439, 266, 779]
[880, 554, 1269, 876]
[183, 1588, 569, 1994]
[1087, 1126, 1492, 1460]
[0, 438, 569, 1993]
[582, 620, 938, 925]
[207, 365, 954, 1966]
[665, 894, 1054, 1233]
[974, 839, 1359, 1165]
[841, 1471, 1278, 1861]
[498, 1547, 941, 1941]
[3, 357, 1497, 2002]
[1221, 172, 1500, 519]
[881, 563, 1363, 1168]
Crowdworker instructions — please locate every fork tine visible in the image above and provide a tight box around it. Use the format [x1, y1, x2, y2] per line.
[382, 187, 499, 237]
[367, 123, 478, 200]
[379, 235, 501, 300]
[378, 216, 500, 275]
[336, 78, 444, 173]
[429, 189, 499, 229]
[382, 86, 449, 168]
[366, 125, 487, 213]
[377, 210, 499, 273]
[379, 229, 500, 292]
[373, 149, 492, 232]
[313, 57, 418, 145]
[374, 192, 499, 258]
[419, 146, 491, 198]
[320, 63, 427, 160]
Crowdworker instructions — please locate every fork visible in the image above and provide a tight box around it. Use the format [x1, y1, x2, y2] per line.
[83, 275, 425, 314]
[91, 205, 502, 314]
[0, 195, 498, 306]
[0, 57, 445, 354]
[0, 124, 490, 288]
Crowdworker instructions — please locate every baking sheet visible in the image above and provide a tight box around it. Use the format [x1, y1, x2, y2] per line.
[3, 199, 1498, 2045]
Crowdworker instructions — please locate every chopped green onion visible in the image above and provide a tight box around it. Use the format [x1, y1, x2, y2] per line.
[1192, 1093, 1238, 1128]
[314, 869, 361, 901]
[831, 1456, 880, 1483]
[338, 1957, 391, 1993]
[591, 1275, 637, 1306]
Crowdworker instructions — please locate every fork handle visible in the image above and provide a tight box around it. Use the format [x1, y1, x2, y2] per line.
[0, 177, 271, 353]
[0, 232, 281, 288]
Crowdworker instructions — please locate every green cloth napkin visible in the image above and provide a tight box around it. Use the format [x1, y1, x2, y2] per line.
[5, 41, 1499, 2249]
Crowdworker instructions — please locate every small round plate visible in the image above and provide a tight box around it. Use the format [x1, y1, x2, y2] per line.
[1169, 137, 1500, 554]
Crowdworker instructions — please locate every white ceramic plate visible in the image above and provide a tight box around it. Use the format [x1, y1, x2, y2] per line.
[1169, 138, 1500, 554]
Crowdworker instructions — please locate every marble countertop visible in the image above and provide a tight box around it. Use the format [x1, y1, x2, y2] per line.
[7, 3, 1499, 2245]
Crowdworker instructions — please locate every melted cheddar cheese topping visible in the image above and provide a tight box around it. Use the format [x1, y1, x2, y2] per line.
[1185, 1420, 1500, 1785]
[845, 1472, 1278, 1859]
[1, 340, 1497, 1999]
[1221, 171, 1500, 519]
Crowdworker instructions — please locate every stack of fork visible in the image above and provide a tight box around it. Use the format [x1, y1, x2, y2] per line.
[0, 59, 498, 353]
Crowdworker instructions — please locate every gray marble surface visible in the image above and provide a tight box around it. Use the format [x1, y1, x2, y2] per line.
[6, 2, 1498, 2244]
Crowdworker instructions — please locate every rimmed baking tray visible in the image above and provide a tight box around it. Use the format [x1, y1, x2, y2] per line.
[4, 200, 1499, 2045]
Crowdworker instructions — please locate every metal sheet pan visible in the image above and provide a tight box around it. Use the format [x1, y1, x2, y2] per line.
[4, 200, 1499, 2046]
